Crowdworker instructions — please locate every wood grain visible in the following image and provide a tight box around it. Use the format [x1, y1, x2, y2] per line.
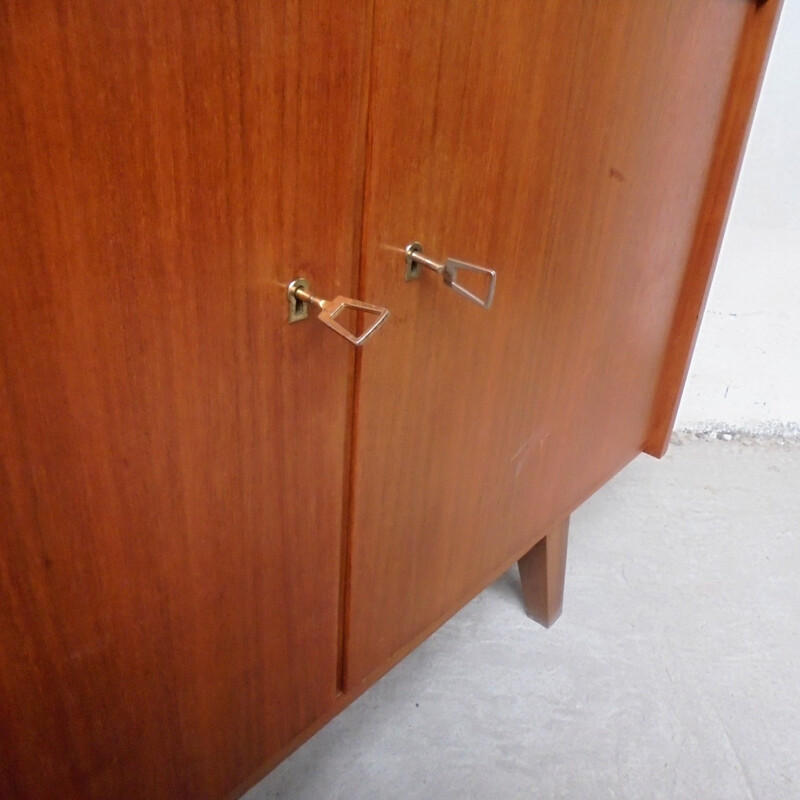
[644, 0, 783, 457]
[0, 2, 781, 794]
[518, 517, 570, 628]
[0, 2, 369, 798]
[346, 0, 763, 687]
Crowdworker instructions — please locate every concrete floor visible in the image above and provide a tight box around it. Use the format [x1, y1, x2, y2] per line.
[245, 437, 800, 800]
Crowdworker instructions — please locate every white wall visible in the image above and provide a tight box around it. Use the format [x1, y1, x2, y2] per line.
[676, 3, 800, 436]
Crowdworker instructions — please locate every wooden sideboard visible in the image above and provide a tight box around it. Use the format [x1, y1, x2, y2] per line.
[0, 2, 780, 798]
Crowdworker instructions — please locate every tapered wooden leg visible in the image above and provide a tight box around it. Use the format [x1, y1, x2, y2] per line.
[518, 517, 570, 627]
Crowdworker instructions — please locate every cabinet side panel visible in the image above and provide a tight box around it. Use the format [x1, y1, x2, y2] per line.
[347, 0, 756, 687]
[644, 0, 783, 457]
[0, 2, 369, 798]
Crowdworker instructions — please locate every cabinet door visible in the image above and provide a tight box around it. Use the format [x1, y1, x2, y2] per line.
[346, 1, 774, 686]
[0, 3, 367, 798]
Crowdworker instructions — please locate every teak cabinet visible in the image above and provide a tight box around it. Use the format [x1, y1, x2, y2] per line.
[0, 2, 780, 798]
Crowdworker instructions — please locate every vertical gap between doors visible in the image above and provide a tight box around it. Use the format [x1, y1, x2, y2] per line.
[337, 0, 378, 695]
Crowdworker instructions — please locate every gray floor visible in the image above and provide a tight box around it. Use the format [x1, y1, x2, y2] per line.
[245, 437, 800, 800]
